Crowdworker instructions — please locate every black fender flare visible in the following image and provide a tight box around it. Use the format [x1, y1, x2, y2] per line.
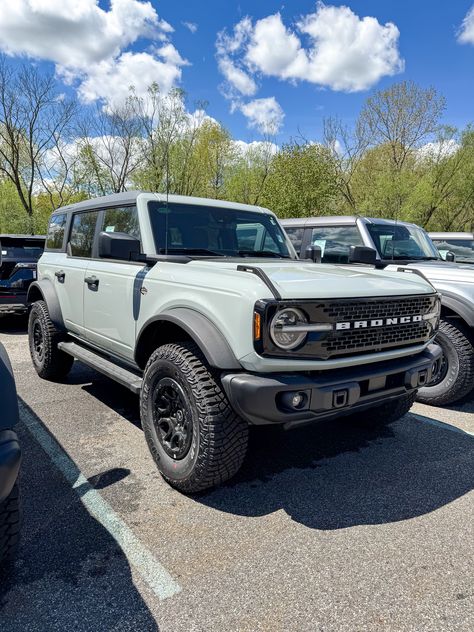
[135, 308, 241, 370]
[440, 291, 474, 328]
[27, 280, 65, 330]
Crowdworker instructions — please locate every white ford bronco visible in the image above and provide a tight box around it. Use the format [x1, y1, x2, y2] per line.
[27, 192, 442, 492]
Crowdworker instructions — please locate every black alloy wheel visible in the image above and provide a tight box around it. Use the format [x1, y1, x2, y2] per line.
[153, 377, 193, 460]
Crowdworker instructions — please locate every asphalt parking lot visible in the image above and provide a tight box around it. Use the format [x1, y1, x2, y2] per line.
[0, 316, 473, 632]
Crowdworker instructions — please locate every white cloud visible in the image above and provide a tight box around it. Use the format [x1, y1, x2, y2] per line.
[217, 57, 257, 97]
[232, 140, 279, 156]
[458, 6, 474, 44]
[238, 97, 284, 134]
[0, 0, 186, 108]
[217, 4, 403, 94]
[182, 21, 198, 34]
[417, 140, 460, 161]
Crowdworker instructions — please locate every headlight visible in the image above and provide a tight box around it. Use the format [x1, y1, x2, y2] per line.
[270, 307, 308, 350]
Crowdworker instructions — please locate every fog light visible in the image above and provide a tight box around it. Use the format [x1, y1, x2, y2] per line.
[280, 391, 308, 410]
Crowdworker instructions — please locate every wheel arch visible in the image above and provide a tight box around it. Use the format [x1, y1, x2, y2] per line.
[135, 308, 241, 371]
[440, 292, 474, 329]
[27, 280, 65, 330]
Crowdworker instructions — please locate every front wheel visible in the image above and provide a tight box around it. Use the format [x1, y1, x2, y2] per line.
[416, 319, 474, 406]
[140, 342, 249, 493]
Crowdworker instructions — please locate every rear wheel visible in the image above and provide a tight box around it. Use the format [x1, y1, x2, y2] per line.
[28, 301, 73, 380]
[0, 482, 20, 569]
[416, 318, 474, 406]
[140, 342, 248, 493]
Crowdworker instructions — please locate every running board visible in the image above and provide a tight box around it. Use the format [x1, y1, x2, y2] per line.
[58, 342, 143, 394]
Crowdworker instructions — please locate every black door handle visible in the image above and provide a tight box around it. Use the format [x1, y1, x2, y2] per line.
[55, 270, 65, 282]
[84, 275, 99, 289]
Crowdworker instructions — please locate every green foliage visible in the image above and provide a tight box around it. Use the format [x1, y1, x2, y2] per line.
[260, 143, 336, 217]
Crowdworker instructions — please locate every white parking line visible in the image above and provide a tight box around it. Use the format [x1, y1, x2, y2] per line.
[19, 401, 182, 601]
[412, 413, 474, 437]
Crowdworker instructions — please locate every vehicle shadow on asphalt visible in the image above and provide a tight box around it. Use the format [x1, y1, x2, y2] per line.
[196, 413, 474, 530]
[76, 371, 474, 532]
[0, 401, 159, 632]
[0, 315, 28, 335]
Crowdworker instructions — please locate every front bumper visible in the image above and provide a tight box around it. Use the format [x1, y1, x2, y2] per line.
[222, 344, 442, 427]
[0, 430, 21, 503]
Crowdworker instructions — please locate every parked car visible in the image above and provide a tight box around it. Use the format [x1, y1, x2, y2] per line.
[0, 342, 21, 569]
[429, 232, 474, 264]
[0, 235, 45, 316]
[282, 216, 474, 406]
[28, 193, 441, 492]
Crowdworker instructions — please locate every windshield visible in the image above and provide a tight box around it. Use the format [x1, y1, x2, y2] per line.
[366, 223, 440, 260]
[148, 201, 293, 259]
[431, 238, 474, 263]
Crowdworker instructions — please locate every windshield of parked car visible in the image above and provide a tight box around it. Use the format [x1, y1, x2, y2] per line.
[148, 201, 294, 258]
[0, 239, 44, 260]
[431, 238, 474, 263]
[366, 223, 441, 261]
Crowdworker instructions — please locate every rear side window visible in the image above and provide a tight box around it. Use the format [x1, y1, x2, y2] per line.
[103, 206, 140, 239]
[69, 211, 99, 258]
[284, 227, 304, 255]
[46, 213, 67, 250]
[310, 226, 363, 263]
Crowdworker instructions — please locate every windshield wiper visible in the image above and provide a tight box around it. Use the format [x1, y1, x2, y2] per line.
[158, 248, 226, 257]
[238, 250, 291, 259]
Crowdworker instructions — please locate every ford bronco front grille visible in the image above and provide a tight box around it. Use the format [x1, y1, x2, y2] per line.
[257, 294, 439, 360]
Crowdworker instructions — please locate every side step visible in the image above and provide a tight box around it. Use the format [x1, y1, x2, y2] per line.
[58, 342, 143, 394]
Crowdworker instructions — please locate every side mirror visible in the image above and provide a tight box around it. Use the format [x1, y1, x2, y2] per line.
[348, 245, 377, 265]
[305, 245, 322, 263]
[98, 231, 140, 261]
[445, 251, 456, 262]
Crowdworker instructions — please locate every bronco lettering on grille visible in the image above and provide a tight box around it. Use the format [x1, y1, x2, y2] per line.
[335, 314, 423, 330]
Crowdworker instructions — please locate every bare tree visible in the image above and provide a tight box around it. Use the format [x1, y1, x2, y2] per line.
[77, 97, 145, 195]
[0, 57, 76, 231]
[323, 116, 370, 211]
[358, 81, 446, 171]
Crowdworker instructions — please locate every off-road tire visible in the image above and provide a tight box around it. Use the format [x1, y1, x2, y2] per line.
[28, 300, 73, 380]
[140, 342, 248, 493]
[416, 318, 474, 406]
[0, 482, 20, 568]
[348, 391, 417, 429]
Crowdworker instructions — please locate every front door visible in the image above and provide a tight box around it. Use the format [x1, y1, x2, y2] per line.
[83, 205, 145, 360]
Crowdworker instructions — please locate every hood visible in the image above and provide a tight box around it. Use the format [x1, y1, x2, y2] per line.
[188, 259, 435, 299]
[386, 261, 474, 285]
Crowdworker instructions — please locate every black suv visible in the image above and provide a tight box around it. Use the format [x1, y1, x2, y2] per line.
[0, 342, 21, 568]
[0, 235, 45, 315]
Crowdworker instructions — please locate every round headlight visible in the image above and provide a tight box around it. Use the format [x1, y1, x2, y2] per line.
[270, 307, 308, 350]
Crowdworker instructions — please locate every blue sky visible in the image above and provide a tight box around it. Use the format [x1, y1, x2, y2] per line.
[1, 1, 474, 144]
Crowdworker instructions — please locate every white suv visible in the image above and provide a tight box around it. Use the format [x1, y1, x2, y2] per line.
[27, 192, 441, 492]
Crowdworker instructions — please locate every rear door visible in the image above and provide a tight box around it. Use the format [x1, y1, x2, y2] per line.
[54, 210, 99, 336]
[83, 205, 145, 360]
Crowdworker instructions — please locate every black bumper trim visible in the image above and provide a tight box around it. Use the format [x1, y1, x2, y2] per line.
[0, 429, 21, 503]
[222, 344, 442, 427]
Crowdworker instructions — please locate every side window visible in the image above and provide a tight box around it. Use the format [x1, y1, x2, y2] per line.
[310, 226, 363, 263]
[284, 227, 304, 255]
[103, 206, 140, 239]
[46, 213, 67, 250]
[69, 211, 99, 258]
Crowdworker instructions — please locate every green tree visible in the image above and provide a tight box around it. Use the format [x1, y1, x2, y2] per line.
[261, 143, 336, 217]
